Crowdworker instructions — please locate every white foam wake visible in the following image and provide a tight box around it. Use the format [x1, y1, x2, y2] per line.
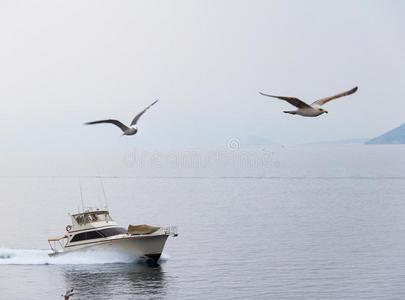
[0, 248, 169, 265]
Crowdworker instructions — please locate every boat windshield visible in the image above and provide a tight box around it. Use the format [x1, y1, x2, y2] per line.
[70, 227, 127, 242]
[73, 211, 113, 225]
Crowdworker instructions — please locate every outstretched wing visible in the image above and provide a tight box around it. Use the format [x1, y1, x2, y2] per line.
[312, 86, 358, 106]
[259, 92, 312, 109]
[84, 119, 129, 132]
[130, 100, 159, 126]
[63, 288, 74, 297]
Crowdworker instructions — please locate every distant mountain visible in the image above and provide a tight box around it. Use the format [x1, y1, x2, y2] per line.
[306, 138, 368, 145]
[366, 123, 405, 144]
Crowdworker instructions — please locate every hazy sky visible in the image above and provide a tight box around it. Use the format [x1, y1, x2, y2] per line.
[1, 0, 404, 153]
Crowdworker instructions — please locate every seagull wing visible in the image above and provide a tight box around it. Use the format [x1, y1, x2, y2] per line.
[130, 99, 159, 126]
[84, 119, 129, 132]
[311, 86, 358, 106]
[259, 92, 312, 109]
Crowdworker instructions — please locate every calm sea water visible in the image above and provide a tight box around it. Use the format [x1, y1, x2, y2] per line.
[0, 145, 404, 299]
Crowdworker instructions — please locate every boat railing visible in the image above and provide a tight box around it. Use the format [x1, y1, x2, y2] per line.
[48, 235, 68, 253]
[161, 226, 178, 237]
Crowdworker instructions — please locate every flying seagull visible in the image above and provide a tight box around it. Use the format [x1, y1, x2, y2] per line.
[62, 288, 74, 300]
[259, 86, 358, 117]
[84, 100, 159, 135]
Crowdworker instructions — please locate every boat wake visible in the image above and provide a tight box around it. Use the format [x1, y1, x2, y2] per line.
[0, 248, 169, 265]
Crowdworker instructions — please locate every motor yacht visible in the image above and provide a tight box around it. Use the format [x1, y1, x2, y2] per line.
[48, 208, 177, 263]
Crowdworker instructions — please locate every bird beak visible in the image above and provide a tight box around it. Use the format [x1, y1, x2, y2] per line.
[324, 110, 328, 114]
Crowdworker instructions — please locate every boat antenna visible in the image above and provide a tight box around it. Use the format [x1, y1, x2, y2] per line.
[99, 176, 109, 210]
[79, 177, 84, 212]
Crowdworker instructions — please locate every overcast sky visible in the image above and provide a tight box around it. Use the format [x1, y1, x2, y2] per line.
[1, 0, 404, 154]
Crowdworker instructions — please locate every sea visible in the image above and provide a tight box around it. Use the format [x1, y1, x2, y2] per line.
[0, 144, 404, 299]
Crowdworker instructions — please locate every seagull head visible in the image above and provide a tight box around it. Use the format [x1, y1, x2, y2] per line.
[319, 108, 328, 114]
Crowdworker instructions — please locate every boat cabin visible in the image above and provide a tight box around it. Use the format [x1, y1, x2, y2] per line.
[64, 209, 128, 246]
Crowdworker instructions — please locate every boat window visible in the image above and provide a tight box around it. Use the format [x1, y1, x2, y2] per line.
[74, 215, 85, 225]
[95, 213, 112, 222]
[70, 228, 127, 242]
[70, 230, 104, 242]
[99, 227, 127, 237]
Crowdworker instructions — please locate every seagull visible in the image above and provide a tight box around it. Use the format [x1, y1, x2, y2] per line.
[259, 86, 358, 117]
[84, 100, 159, 135]
[62, 288, 74, 300]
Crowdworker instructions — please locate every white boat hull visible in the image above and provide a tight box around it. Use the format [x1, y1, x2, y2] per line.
[54, 234, 169, 262]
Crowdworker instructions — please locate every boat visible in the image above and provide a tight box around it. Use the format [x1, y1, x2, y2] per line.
[48, 208, 177, 264]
